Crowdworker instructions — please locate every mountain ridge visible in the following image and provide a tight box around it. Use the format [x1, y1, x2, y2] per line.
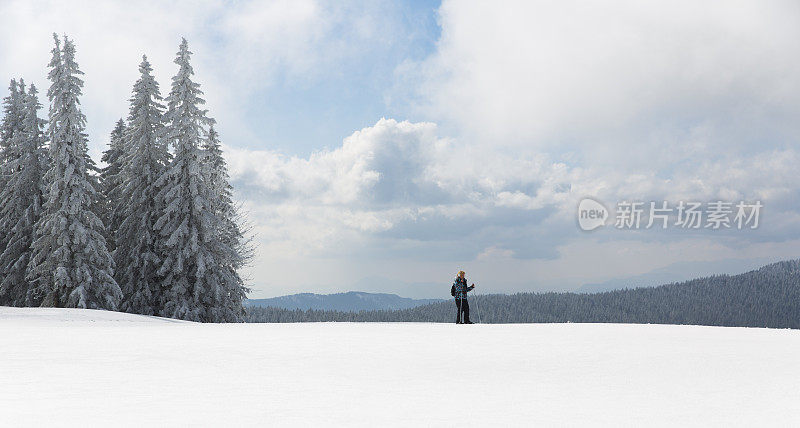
[245, 291, 443, 311]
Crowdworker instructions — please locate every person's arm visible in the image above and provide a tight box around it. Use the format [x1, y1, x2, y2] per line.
[467, 283, 475, 292]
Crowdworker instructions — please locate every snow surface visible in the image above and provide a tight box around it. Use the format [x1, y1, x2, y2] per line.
[2, 307, 799, 427]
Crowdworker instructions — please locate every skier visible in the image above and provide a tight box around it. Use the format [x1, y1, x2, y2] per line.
[451, 270, 475, 324]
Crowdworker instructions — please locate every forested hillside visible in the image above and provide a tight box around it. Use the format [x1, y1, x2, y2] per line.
[246, 260, 800, 328]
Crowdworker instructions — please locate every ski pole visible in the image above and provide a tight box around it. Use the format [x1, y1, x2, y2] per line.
[473, 289, 481, 324]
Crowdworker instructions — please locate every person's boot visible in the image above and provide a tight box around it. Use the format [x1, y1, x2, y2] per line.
[464, 320, 474, 324]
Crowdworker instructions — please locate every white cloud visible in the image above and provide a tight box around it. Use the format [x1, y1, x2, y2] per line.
[229, 114, 800, 296]
[400, 0, 800, 166]
[217, 0, 402, 84]
[227, 118, 571, 264]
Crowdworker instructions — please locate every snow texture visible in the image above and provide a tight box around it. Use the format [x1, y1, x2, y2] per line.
[1, 307, 798, 426]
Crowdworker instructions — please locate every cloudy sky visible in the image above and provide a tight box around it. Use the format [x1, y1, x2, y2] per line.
[2, 0, 799, 298]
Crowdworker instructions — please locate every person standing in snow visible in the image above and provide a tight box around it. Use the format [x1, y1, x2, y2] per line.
[452, 270, 475, 324]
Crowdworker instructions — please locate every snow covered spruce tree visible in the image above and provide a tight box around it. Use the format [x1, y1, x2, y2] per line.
[0, 79, 27, 283]
[0, 84, 49, 306]
[201, 125, 250, 321]
[99, 118, 126, 249]
[115, 56, 169, 315]
[203, 126, 244, 257]
[155, 39, 248, 321]
[1, 79, 27, 169]
[1, 79, 26, 153]
[26, 34, 121, 309]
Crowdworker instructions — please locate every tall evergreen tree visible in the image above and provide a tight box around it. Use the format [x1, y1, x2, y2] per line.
[0, 79, 27, 291]
[155, 38, 246, 321]
[26, 34, 121, 309]
[100, 118, 126, 249]
[116, 56, 169, 315]
[1, 79, 26, 156]
[201, 126, 249, 321]
[0, 84, 49, 306]
[1, 80, 25, 204]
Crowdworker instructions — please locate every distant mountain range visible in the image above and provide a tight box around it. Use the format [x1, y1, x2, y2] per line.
[245, 292, 443, 311]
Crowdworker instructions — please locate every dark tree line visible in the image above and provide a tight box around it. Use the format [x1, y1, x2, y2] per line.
[246, 259, 800, 329]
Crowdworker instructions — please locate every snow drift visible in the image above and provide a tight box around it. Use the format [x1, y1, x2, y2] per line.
[2, 307, 799, 426]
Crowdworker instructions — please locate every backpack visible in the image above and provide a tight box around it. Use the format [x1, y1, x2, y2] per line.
[450, 284, 456, 297]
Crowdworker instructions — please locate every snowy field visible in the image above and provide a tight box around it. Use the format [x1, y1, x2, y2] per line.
[2, 307, 799, 427]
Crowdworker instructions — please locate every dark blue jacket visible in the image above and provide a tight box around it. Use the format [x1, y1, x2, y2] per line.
[453, 277, 474, 300]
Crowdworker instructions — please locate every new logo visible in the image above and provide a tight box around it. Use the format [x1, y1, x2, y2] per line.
[578, 198, 608, 231]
